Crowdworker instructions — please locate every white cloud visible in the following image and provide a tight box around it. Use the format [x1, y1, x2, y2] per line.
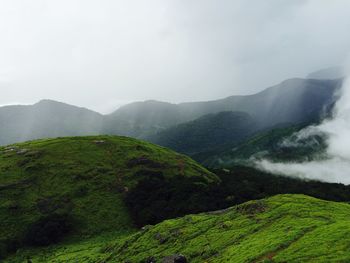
[1, 0, 350, 112]
[257, 73, 350, 184]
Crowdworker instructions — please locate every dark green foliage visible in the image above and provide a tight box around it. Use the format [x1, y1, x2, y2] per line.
[24, 214, 73, 246]
[201, 124, 327, 167]
[124, 165, 350, 227]
[125, 170, 221, 226]
[147, 111, 257, 156]
[214, 166, 350, 207]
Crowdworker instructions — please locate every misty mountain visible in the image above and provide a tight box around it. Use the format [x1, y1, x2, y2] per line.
[0, 78, 341, 146]
[147, 111, 257, 155]
[103, 100, 184, 138]
[307, 66, 344, 80]
[107, 78, 341, 138]
[0, 100, 103, 145]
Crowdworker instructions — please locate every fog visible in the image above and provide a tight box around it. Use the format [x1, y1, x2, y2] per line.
[1, 1, 350, 113]
[257, 66, 350, 184]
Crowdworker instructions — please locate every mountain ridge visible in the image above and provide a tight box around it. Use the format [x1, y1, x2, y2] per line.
[0, 77, 342, 146]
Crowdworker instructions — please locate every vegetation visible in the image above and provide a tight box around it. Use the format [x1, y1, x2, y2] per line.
[214, 166, 350, 205]
[148, 111, 257, 156]
[3, 135, 350, 262]
[0, 135, 217, 258]
[7, 194, 350, 262]
[125, 165, 350, 230]
[200, 124, 327, 167]
[108, 194, 350, 262]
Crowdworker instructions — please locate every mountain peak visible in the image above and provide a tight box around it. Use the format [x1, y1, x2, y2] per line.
[307, 66, 345, 80]
[35, 99, 67, 106]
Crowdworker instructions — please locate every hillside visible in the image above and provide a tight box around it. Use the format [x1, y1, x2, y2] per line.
[0, 136, 217, 258]
[147, 111, 257, 156]
[201, 125, 327, 168]
[7, 194, 350, 262]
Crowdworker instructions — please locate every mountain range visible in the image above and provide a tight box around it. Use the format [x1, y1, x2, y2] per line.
[2, 68, 350, 262]
[0, 78, 342, 148]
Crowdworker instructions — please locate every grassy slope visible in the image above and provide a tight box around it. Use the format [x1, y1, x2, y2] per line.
[7, 194, 350, 262]
[109, 194, 350, 262]
[0, 135, 216, 258]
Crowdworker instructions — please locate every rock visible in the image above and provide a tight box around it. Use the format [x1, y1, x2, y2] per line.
[16, 148, 29, 155]
[154, 232, 168, 244]
[161, 254, 187, 263]
[237, 200, 266, 216]
[141, 225, 151, 231]
[143, 256, 156, 263]
[93, 140, 105, 144]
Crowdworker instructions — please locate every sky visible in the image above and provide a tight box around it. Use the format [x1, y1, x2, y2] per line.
[1, 0, 350, 113]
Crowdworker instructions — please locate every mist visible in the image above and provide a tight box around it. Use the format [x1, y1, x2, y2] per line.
[257, 68, 350, 184]
[2, 1, 350, 113]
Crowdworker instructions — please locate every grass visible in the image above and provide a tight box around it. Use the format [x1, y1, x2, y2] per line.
[3, 135, 350, 262]
[106, 194, 350, 263]
[7, 194, 350, 262]
[0, 135, 216, 259]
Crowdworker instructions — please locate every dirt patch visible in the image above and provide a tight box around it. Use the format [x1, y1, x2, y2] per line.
[236, 200, 267, 216]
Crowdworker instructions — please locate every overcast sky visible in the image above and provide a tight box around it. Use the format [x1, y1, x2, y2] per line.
[1, 0, 350, 113]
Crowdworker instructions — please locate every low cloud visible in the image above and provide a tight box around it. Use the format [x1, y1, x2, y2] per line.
[256, 73, 350, 184]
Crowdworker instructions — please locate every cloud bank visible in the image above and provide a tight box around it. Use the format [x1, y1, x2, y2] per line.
[257, 70, 350, 184]
[1, 1, 350, 112]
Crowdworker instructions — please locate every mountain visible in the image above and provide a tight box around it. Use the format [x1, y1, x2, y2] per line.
[147, 111, 258, 156]
[7, 194, 350, 262]
[0, 78, 341, 146]
[201, 125, 327, 168]
[0, 135, 217, 258]
[307, 66, 345, 80]
[108, 78, 341, 138]
[0, 100, 104, 145]
[103, 100, 184, 138]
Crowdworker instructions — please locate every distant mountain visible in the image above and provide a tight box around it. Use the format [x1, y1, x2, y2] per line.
[108, 78, 341, 138]
[0, 100, 103, 145]
[307, 66, 344, 80]
[147, 111, 257, 156]
[103, 100, 184, 138]
[0, 78, 342, 145]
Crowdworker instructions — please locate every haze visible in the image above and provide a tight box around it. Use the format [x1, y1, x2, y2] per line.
[1, 0, 350, 113]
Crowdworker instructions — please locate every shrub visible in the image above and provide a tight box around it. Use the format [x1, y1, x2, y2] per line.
[24, 213, 73, 246]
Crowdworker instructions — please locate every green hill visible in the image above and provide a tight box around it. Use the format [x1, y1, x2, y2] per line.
[0, 135, 217, 258]
[7, 194, 350, 262]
